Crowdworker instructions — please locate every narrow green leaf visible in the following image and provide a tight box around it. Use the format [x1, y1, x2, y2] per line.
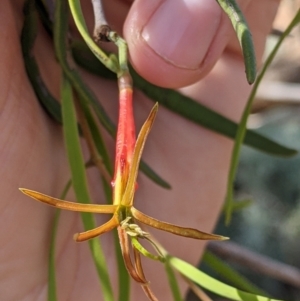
[35, 0, 54, 37]
[130, 67, 296, 158]
[48, 180, 72, 301]
[21, 0, 62, 124]
[215, 0, 256, 84]
[71, 40, 297, 158]
[48, 210, 60, 301]
[224, 9, 300, 224]
[170, 257, 284, 301]
[61, 72, 114, 301]
[202, 251, 266, 296]
[164, 258, 184, 301]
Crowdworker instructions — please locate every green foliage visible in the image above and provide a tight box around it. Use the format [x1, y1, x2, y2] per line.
[61, 74, 114, 301]
[20, 0, 300, 300]
[170, 257, 283, 301]
[224, 8, 300, 224]
[71, 40, 296, 158]
[215, 0, 256, 84]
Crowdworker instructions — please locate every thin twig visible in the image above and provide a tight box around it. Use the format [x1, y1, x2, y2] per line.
[91, 0, 111, 42]
[208, 241, 300, 288]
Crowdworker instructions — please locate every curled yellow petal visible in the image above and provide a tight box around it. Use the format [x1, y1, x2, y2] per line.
[121, 103, 158, 207]
[19, 188, 117, 213]
[131, 207, 229, 241]
[117, 227, 148, 284]
[133, 246, 161, 301]
[74, 215, 119, 242]
[133, 244, 149, 284]
[141, 284, 159, 301]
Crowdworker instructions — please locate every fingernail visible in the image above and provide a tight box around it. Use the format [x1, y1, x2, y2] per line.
[142, 0, 221, 70]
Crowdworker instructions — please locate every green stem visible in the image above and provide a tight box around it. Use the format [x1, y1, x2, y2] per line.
[165, 261, 183, 301]
[108, 32, 129, 78]
[48, 180, 72, 301]
[131, 237, 165, 262]
[68, 0, 119, 73]
[224, 9, 300, 224]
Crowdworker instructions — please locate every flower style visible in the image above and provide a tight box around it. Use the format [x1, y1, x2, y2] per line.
[20, 73, 227, 301]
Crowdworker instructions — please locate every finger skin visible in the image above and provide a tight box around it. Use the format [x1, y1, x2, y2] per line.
[124, 0, 279, 89]
[124, 0, 252, 88]
[124, 0, 222, 88]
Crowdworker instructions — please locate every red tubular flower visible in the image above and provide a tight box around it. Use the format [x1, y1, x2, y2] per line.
[112, 74, 135, 205]
[20, 72, 228, 301]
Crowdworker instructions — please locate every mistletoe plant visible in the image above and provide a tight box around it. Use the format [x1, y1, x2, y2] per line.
[21, 13, 227, 300]
[19, 0, 300, 300]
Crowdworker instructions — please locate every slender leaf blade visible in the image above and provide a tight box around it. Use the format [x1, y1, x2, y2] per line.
[71, 41, 297, 158]
[224, 9, 300, 224]
[61, 73, 114, 301]
[170, 257, 284, 301]
[130, 67, 296, 158]
[165, 259, 184, 301]
[216, 0, 256, 84]
[21, 0, 62, 124]
[48, 181, 72, 301]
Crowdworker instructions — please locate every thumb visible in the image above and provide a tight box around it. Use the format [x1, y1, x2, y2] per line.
[124, 0, 230, 88]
